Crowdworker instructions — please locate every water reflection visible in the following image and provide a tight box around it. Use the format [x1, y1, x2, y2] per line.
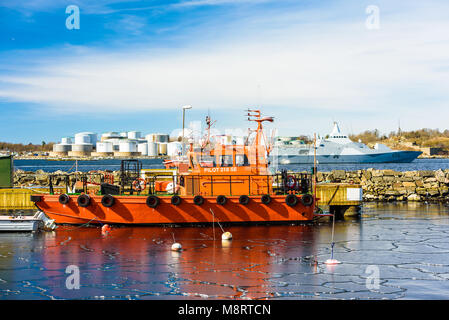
[0, 202, 449, 299]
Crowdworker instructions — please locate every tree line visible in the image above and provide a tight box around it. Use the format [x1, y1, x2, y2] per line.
[0, 141, 55, 153]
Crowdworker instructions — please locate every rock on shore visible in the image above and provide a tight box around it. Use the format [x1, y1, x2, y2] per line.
[316, 169, 449, 201]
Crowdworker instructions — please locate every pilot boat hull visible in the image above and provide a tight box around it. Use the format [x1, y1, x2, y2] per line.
[32, 194, 315, 225]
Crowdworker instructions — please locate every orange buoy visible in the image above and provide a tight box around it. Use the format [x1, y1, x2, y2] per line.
[101, 224, 111, 235]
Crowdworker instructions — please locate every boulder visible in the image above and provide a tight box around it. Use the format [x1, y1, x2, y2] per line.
[331, 170, 346, 180]
[362, 170, 372, 180]
[407, 194, 421, 201]
[402, 181, 416, 188]
[419, 170, 435, 177]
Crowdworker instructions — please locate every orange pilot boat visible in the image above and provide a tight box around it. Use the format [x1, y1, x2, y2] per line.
[31, 110, 316, 225]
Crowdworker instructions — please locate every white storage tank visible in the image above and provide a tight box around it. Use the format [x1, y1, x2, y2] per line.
[61, 137, 72, 145]
[158, 142, 168, 155]
[74, 132, 97, 145]
[101, 132, 120, 141]
[119, 140, 137, 153]
[120, 132, 128, 138]
[148, 142, 159, 156]
[53, 144, 71, 152]
[167, 142, 183, 157]
[74, 133, 91, 144]
[146, 133, 169, 143]
[128, 131, 141, 140]
[72, 144, 93, 152]
[96, 142, 113, 153]
[137, 142, 148, 156]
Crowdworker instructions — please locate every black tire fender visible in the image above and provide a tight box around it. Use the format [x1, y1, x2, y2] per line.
[171, 195, 182, 206]
[301, 194, 314, 207]
[193, 195, 204, 206]
[146, 195, 160, 208]
[261, 194, 271, 205]
[59, 194, 70, 205]
[285, 194, 298, 207]
[77, 194, 91, 207]
[101, 194, 115, 207]
[239, 195, 250, 205]
[216, 195, 227, 205]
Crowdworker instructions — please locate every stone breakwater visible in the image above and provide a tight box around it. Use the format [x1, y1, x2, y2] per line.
[12, 168, 449, 202]
[316, 169, 449, 201]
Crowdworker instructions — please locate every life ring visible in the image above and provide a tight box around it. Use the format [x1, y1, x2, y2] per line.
[77, 194, 91, 207]
[301, 194, 314, 207]
[171, 195, 182, 206]
[239, 195, 250, 205]
[193, 195, 204, 206]
[261, 194, 271, 205]
[132, 178, 146, 192]
[59, 194, 70, 205]
[285, 194, 298, 207]
[101, 194, 115, 207]
[285, 175, 297, 190]
[216, 195, 227, 205]
[146, 195, 160, 208]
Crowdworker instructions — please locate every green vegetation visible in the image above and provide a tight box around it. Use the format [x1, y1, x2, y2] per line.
[0, 141, 55, 153]
[349, 128, 449, 150]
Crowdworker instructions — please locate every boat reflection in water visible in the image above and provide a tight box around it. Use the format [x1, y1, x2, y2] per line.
[11, 225, 321, 299]
[2, 202, 449, 299]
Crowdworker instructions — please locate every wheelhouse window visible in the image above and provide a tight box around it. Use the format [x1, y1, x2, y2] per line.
[219, 155, 233, 167]
[197, 155, 216, 168]
[235, 154, 249, 167]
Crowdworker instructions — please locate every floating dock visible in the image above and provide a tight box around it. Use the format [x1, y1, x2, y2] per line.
[316, 182, 363, 217]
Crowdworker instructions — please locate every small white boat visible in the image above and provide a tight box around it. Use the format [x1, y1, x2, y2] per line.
[0, 211, 56, 232]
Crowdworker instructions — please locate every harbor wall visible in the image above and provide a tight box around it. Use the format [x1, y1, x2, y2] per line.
[316, 169, 449, 201]
[10, 168, 449, 202]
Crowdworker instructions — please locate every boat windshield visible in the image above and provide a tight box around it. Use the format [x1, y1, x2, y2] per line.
[218, 155, 233, 167]
[236, 154, 249, 167]
[197, 154, 216, 168]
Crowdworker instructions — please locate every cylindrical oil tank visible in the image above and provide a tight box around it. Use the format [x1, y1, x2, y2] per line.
[167, 142, 183, 157]
[88, 133, 97, 146]
[74, 133, 91, 144]
[53, 144, 71, 152]
[96, 142, 113, 153]
[61, 137, 72, 145]
[148, 142, 158, 156]
[128, 131, 141, 140]
[119, 140, 137, 153]
[101, 132, 120, 141]
[120, 132, 128, 138]
[75, 132, 96, 145]
[158, 142, 167, 155]
[146, 133, 169, 143]
[71, 144, 93, 152]
[137, 142, 148, 156]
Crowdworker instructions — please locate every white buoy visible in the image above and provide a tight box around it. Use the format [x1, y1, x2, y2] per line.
[324, 215, 341, 265]
[221, 231, 233, 240]
[171, 242, 182, 251]
[325, 258, 341, 265]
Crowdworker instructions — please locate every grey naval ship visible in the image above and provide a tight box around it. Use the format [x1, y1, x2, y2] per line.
[271, 122, 422, 164]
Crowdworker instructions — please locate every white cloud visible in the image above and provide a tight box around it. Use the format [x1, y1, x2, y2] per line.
[2, 0, 449, 135]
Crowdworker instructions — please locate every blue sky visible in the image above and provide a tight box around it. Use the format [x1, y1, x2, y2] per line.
[1, 0, 449, 143]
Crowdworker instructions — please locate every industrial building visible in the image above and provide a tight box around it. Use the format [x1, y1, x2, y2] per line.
[51, 130, 178, 158]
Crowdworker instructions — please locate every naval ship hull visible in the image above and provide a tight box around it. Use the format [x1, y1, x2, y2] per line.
[272, 150, 421, 164]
